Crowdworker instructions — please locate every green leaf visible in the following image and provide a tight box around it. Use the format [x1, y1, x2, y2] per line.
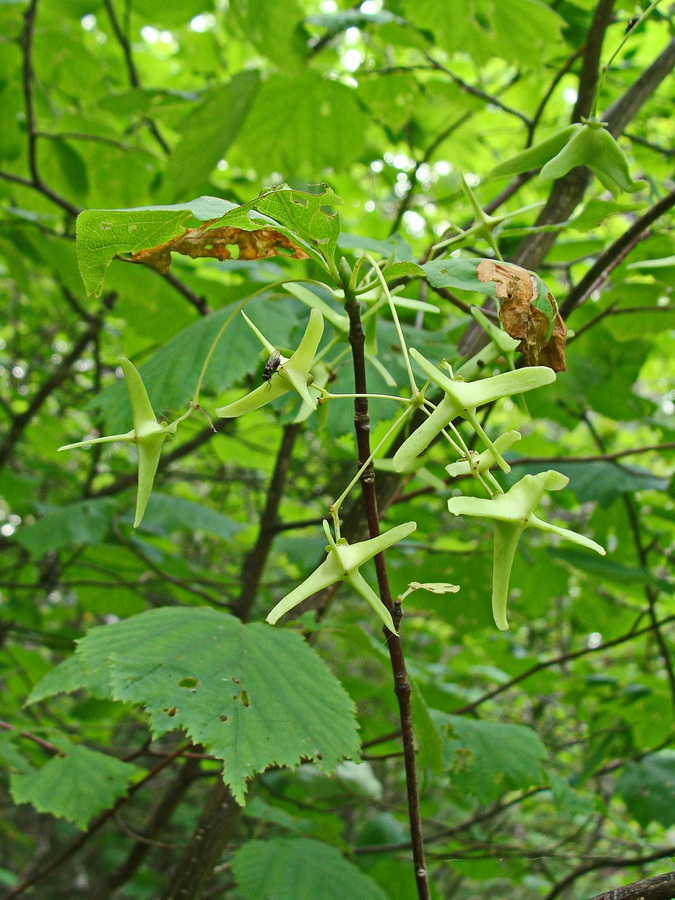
[219, 184, 343, 273]
[616, 751, 675, 828]
[160, 71, 260, 202]
[549, 547, 673, 594]
[28, 607, 360, 805]
[10, 743, 139, 829]
[230, 0, 308, 71]
[50, 138, 89, 201]
[76, 196, 239, 296]
[433, 712, 548, 802]
[409, 678, 444, 774]
[422, 258, 497, 296]
[407, 0, 564, 66]
[382, 261, 425, 281]
[140, 494, 244, 539]
[232, 838, 391, 900]
[234, 70, 369, 177]
[14, 498, 116, 558]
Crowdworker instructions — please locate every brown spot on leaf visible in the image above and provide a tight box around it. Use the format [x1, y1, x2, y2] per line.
[477, 260, 566, 372]
[131, 223, 310, 274]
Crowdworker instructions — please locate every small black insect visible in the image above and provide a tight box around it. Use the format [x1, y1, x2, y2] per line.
[262, 350, 282, 383]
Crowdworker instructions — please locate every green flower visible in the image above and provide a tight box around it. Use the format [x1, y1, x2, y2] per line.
[266, 520, 417, 633]
[539, 120, 644, 197]
[216, 308, 324, 418]
[393, 350, 555, 474]
[446, 470, 605, 631]
[59, 358, 182, 528]
[445, 431, 522, 479]
[490, 120, 644, 198]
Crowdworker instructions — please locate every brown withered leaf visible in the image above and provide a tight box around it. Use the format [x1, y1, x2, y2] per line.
[477, 260, 566, 372]
[131, 224, 310, 274]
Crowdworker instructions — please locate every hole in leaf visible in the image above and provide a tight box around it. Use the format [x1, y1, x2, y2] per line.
[219, 714, 229, 722]
[164, 707, 177, 717]
[179, 677, 199, 689]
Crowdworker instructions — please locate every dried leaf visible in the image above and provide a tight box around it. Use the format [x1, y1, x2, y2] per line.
[132, 223, 310, 273]
[477, 260, 566, 371]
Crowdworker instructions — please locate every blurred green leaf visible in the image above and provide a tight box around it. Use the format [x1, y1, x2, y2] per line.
[232, 838, 391, 900]
[10, 742, 140, 829]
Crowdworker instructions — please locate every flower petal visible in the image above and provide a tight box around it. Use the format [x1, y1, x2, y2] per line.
[266, 555, 343, 625]
[492, 521, 525, 630]
[344, 569, 397, 633]
[334, 521, 417, 571]
[58, 430, 136, 452]
[134, 433, 169, 528]
[445, 431, 521, 477]
[119, 358, 160, 437]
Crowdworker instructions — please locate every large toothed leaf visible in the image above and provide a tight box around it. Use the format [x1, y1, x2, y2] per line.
[10, 742, 140, 829]
[27, 607, 359, 805]
[76, 195, 239, 296]
[76, 185, 342, 296]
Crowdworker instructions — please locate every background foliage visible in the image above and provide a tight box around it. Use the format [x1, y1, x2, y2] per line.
[0, 1, 674, 899]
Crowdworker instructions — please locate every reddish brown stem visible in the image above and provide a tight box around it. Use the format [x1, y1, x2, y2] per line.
[344, 289, 430, 900]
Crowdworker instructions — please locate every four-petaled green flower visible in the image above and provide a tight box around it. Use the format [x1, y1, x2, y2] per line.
[216, 308, 324, 418]
[59, 358, 185, 528]
[393, 349, 555, 474]
[267, 520, 417, 634]
[447, 470, 605, 631]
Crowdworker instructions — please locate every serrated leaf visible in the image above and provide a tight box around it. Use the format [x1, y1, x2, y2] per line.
[433, 712, 548, 802]
[27, 607, 360, 805]
[14, 498, 116, 558]
[232, 838, 391, 900]
[10, 743, 139, 829]
[76, 196, 239, 296]
[219, 184, 342, 273]
[616, 751, 675, 828]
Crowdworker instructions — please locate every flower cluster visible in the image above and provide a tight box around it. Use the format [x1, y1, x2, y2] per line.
[60, 308, 605, 632]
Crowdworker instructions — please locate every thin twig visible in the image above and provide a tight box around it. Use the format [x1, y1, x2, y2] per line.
[452, 613, 675, 715]
[20, 0, 80, 217]
[101, 0, 170, 155]
[586, 871, 675, 900]
[560, 185, 675, 317]
[0, 292, 116, 468]
[545, 847, 675, 900]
